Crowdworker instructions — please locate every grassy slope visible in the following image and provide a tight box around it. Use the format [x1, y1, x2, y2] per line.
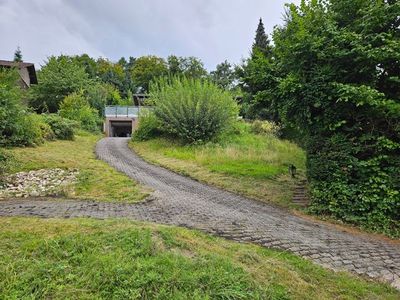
[130, 127, 306, 207]
[0, 217, 397, 299]
[6, 132, 148, 203]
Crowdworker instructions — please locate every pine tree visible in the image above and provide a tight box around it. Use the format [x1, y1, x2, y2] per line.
[251, 18, 272, 57]
[13, 47, 23, 62]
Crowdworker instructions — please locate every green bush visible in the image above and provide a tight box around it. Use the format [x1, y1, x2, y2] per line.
[0, 69, 50, 147]
[271, 1, 400, 236]
[150, 77, 238, 143]
[0, 149, 13, 184]
[16, 113, 49, 146]
[42, 114, 77, 140]
[59, 92, 101, 132]
[251, 120, 281, 137]
[132, 110, 161, 141]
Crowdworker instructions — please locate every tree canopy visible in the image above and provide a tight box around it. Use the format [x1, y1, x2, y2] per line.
[252, 18, 272, 57]
[210, 60, 236, 90]
[130, 56, 168, 92]
[242, 0, 400, 235]
[30, 56, 91, 113]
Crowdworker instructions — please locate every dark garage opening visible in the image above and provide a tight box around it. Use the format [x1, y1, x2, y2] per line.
[111, 121, 132, 137]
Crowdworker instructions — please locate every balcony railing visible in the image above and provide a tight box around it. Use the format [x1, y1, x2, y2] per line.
[104, 106, 146, 118]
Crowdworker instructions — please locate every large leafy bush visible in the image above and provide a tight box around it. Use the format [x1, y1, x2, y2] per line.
[42, 114, 77, 140]
[0, 149, 13, 183]
[59, 92, 100, 132]
[269, 0, 400, 235]
[132, 110, 160, 141]
[150, 77, 238, 143]
[0, 69, 44, 146]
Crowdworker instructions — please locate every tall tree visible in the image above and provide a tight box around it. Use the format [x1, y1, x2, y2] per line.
[72, 54, 97, 78]
[237, 18, 276, 119]
[273, 0, 400, 234]
[167, 55, 208, 79]
[130, 56, 168, 92]
[167, 55, 183, 76]
[29, 56, 90, 113]
[210, 60, 236, 90]
[252, 18, 272, 57]
[181, 57, 208, 79]
[13, 47, 23, 62]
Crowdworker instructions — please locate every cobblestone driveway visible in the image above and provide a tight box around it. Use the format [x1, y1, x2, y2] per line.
[0, 137, 399, 288]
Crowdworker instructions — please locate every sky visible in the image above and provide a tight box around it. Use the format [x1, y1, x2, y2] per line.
[0, 0, 300, 70]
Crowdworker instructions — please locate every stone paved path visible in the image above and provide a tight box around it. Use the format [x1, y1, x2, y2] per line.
[0, 137, 399, 288]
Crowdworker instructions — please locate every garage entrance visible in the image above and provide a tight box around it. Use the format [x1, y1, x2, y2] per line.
[110, 121, 133, 137]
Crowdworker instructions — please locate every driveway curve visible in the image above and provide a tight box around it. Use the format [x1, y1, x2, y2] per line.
[0, 137, 399, 288]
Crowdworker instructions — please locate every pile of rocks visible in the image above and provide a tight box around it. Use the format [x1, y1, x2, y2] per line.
[0, 168, 79, 198]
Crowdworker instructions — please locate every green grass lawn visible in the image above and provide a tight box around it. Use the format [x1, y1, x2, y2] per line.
[0, 217, 397, 299]
[130, 125, 306, 207]
[5, 131, 148, 203]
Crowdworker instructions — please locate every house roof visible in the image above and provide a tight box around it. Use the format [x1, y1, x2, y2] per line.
[0, 60, 38, 84]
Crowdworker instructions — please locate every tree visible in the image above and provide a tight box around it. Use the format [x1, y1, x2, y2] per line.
[13, 47, 23, 62]
[252, 18, 272, 57]
[72, 54, 98, 79]
[167, 55, 208, 79]
[181, 57, 208, 79]
[167, 55, 183, 75]
[272, 0, 400, 234]
[29, 56, 91, 113]
[130, 56, 168, 92]
[210, 60, 236, 90]
[237, 18, 276, 119]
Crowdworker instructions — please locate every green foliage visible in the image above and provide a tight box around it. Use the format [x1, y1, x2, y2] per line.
[210, 60, 236, 90]
[29, 55, 91, 113]
[167, 55, 208, 79]
[0, 149, 13, 183]
[252, 18, 272, 57]
[19, 113, 50, 146]
[270, 0, 400, 235]
[237, 46, 277, 120]
[150, 77, 239, 143]
[131, 55, 168, 92]
[59, 92, 101, 132]
[250, 120, 281, 137]
[13, 46, 23, 62]
[42, 114, 77, 140]
[0, 69, 44, 146]
[132, 110, 161, 141]
[85, 82, 123, 115]
[0, 69, 24, 146]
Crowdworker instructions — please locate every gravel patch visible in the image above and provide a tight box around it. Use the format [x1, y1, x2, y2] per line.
[0, 168, 78, 198]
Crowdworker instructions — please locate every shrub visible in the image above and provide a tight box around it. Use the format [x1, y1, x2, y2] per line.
[42, 114, 77, 140]
[150, 77, 238, 143]
[0, 149, 13, 184]
[132, 110, 161, 141]
[59, 92, 101, 132]
[0, 69, 24, 146]
[0, 69, 51, 147]
[15, 113, 49, 146]
[251, 120, 281, 137]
